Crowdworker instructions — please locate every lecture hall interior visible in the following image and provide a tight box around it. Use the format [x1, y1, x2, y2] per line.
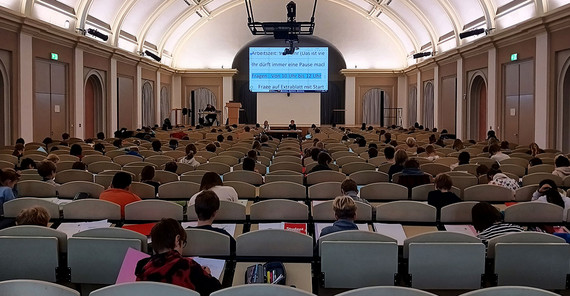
[1, 0, 570, 295]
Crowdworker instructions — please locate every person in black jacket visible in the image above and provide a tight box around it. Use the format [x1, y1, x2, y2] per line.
[307, 151, 333, 174]
[427, 173, 461, 219]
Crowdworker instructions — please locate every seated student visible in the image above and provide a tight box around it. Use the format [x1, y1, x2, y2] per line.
[428, 174, 461, 218]
[552, 155, 570, 178]
[179, 144, 200, 168]
[168, 139, 178, 150]
[450, 151, 470, 170]
[164, 162, 178, 174]
[531, 179, 570, 220]
[189, 190, 236, 254]
[487, 165, 519, 190]
[16, 206, 50, 226]
[0, 168, 19, 216]
[205, 143, 217, 153]
[341, 179, 369, 204]
[99, 172, 141, 218]
[18, 158, 36, 171]
[189, 172, 238, 205]
[388, 150, 408, 181]
[136, 218, 222, 295]
[69, 144, 83, 160]
[12, 143, 24, 159]
[319, 196, 358, 237]
[37, 160, 58, 186]
[93, 143, 106, 155]
[383, 146, 396, 164]
[397, 159, 431, 189]
[151, 140, 163, 153]
[367, 147, 378, 159]
[424, 144, 439, 161]
[45, 154, 60, 164]
[472, 202, 523, 244]
[140, 165, 160, 194]
[489, 144, 510, 162]
[307, 151, 333, 174]
[242, 157, 259, 174]
[528, 157, 543, 169]
[71, 161, 87, 171]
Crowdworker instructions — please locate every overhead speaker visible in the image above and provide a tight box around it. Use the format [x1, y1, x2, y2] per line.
[87, 28, 108, 41]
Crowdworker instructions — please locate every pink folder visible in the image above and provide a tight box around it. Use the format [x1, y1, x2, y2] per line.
[115, 247, 151, 284]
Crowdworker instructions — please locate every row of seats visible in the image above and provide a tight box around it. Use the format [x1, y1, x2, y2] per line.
[5, 197, 570, 224]
[1, 227, 568, 290]
[0, 280, 561, 296]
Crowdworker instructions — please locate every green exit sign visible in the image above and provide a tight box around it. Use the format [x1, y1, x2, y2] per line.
[510, 53, 518, 61]
[51, 53, 59, 60]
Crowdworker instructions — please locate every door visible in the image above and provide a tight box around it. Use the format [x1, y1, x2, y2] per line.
[118, 76, 134, 130]
[362, 88, 385, 126]
[504, 60, 534, 145]
[440, 76, 457, 133]
[468, 74, 487, 141]
[34, 59, 68, 141]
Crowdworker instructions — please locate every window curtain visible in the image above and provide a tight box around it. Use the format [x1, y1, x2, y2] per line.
[142, 81, 154, 127]
[160, 86, 170, 123]
[408, 86, 417, 127]
[191, 88, 216, 124]
[423, 81, 434, 129]
[320, 82, 344, 124]
[363, 88, 385, 126]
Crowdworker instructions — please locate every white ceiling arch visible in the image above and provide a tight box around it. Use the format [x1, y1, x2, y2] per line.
[5, 0, 567, 69]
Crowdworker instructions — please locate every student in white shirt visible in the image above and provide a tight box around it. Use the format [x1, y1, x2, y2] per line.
[189, 172, 238, 205]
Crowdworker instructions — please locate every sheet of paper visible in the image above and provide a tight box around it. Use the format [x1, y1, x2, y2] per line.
[115, 247, 150, 284]
[181, 222, 237, 237]
[258, 223, 284, 230]
[57, 219, 111, 237]
[444, 224, 477, 237]
[373, 223, 407, 245]
[237, 199, 248, 206]
[191, 257, 225, 281]
[314, 223, 369, 241]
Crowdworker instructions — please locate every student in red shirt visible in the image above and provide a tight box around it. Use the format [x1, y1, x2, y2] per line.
[136, 218, 221, 295]
[99, 172, 141, 218]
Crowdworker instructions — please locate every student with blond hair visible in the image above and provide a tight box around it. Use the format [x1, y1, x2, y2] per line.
[16, 206, 50, 226]
[319, 196, 358, 237]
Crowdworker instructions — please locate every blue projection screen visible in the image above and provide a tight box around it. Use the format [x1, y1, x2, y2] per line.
[249, 47, 328, 93]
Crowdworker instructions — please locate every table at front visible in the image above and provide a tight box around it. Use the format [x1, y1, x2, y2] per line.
[265, 129, 302, 139]
[232, 262, 313, 292]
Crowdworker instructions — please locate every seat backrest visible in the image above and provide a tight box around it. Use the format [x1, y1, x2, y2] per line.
[449, 175, 478, 192]
[313, 200, 372, 221]
[58, 181, 105, 198]
[403, 231, 481, 258]
[197, 163, 231, 175]
[223, 171, 264, 185]
[124, 200, 183, 221]
[158, 181, 200, 200]
[265, 172, 304, 184]
[259, 181, 306, 199]
[68, 237, 141, 284]
[335, 286, 438, 296]
[0, 225, 67, 253]
[209, 155, 239, 166]
[182, 228, 231, 257]
[375, 201, 436, 223]
[360, 182, 408, 201]
[463, 184, 515, 202]
[55, 170, 94, 184]
[113, 154, 143, 166]
[458, 286, 560, 296]
[273, 155, 301, 164]
[0, 236, 59, 282]
[452, 164, 478, 175]
[236, 229, 313, 257]
[130, 182, 157, 199]
[210, 284, 313, 296]
[223, 181, 256, 199]
[410, 183, 461, 201]
[152, 170, 179, 184]
[3, 197, 60, 219]
[487, 231, 566, 258]
[308, 182, 342, 200]
[341, 162, 376, 175]
[87, 161, 121, 174]
[348, 171, 389, 185]
[180, 170, 209, 183]
[420, 163, 451, 176]
[440, 201, 479, 223]
[62, 199, 121, 220]
[0, 279, 79, 296]
[16, 180, 57, 198]
[268, 162, 303, 173]
[522, 173, 562, 186]
[336, 156, 365, 167]
[499, 164, 526, 178]
[527, 164, 555, 174]
[306, 170, 346, 185]
[503, 202, 564, 223]
[250, 199, 308, 221]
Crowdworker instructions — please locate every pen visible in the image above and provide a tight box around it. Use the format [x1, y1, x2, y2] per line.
[272, 274, 283, 284]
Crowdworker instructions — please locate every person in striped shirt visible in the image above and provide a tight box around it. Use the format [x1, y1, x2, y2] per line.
[472, 202, 523, 244]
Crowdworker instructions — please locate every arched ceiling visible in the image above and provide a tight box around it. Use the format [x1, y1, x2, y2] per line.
[2, 0, 569, 69]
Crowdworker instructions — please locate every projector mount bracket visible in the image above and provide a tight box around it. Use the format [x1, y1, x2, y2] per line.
[245, 0, 317, 54]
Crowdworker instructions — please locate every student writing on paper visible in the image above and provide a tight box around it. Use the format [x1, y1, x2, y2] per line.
[189, 172, 238, 205]
[319, 196, 358, 237]
[472, 202, 523, 244]
[135, 218, 222, 295]
[188, 190, 236, 254]
[16, 206, 50, 226]
[341, 179, 369, 204]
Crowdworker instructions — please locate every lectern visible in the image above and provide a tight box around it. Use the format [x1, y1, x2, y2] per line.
[226, 102, 242, 125]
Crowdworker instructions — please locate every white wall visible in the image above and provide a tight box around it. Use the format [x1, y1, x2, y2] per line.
[257, 93, 320, 126]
